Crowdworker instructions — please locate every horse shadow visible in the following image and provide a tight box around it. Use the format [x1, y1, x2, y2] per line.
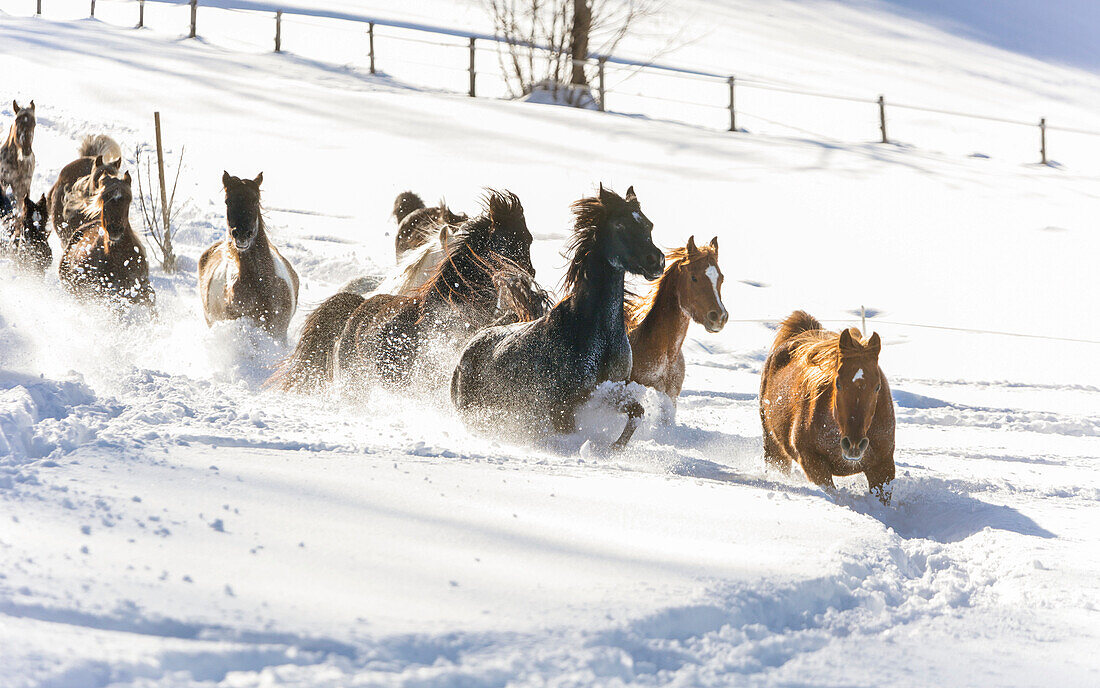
[833, 474, 1056, 543]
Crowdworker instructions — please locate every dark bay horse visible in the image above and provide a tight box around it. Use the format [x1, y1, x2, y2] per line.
[6, 195, 51, 273]
[274, 190, 534, 393]
[48, 136, 123, 243]
[626, 236, 727, 401]
[451, 185, 664, 447]
[58, 168, 155, 308]
[1, 101, 36, 213]
[392, 190, 468, 260]
[759, 311, 895, 502]
[199, 172, 300, 340]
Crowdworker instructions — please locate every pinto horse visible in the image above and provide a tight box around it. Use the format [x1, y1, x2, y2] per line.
[58, 168, 155, 308]
[6, 195, 51, 273]
[626, 235, 727, 401]
[451, 185, 664, 447]
[274, 190, 534, 393]
[759, 311, 895, 502]
[0, 101, 36, 214]
[392, 190, 468, 261]
[199, 172, 299, 340]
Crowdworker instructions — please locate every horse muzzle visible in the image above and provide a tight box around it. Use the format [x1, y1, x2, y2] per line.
[703, 308, 728, 333]
[840, 436, 869, 462]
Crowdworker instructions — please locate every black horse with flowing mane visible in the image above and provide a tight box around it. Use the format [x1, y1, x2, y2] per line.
[273, 190, 535, 394]
[451, 185, 664, 447]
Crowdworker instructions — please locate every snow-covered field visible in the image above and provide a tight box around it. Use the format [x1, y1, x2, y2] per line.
[1, 1, 1099, 685]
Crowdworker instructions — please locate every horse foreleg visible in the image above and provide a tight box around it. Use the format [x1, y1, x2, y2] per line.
[609, 384, 645, 449]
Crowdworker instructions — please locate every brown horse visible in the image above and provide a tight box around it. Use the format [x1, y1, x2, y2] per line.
[58, 168, 154, 308]
[48, 136, 123, 243]
[0, 101, 36, 213]
[626, 235, 727, 401]
[392, 190, 467, 260]
[759, 311, 895, 502]
[6, 195, 51, 273]
[274, 190, 533, 394]
[199, 172, 299, 340]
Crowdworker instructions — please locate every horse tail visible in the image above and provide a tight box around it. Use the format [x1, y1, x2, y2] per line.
[79, 135, 122, 165]
[772, 310, 822, 350]
[392, 191, 426, 224]
[270, 292, 364, 393]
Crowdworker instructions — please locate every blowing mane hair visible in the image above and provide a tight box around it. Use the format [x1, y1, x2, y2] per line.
[412, 189, 525, 308]
[562, 194, 607, 294]
[788, 327, 874, 394]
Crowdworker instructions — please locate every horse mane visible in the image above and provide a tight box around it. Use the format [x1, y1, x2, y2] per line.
[411, 189, 525, 309]
[562, 194, 607, 294]
[788, 326, 873, 393]
[625, 244, 717, 329]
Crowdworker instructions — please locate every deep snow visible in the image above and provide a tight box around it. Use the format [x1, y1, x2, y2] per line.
[1, 1, 1099, 686]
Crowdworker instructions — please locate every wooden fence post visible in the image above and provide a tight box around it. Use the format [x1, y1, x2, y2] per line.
[468, 37, 476, 97]
[597, 57, 606, 112]
[189, 0, 197, 39]
[368, 22, 376, 74]
[138, 0, 144, 28]
[1040, 118, 1047, 165]
[727, 76, 736, 132]
[153, 112, 174, 270]
[861, 305, 866, 337]
[878, 95, 888, 143]
[36, 0, 42, 16]
[90, 0, 95, 18]
[274, 11, 282, 52]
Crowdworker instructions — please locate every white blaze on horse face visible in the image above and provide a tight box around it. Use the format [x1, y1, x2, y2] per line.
[853, 368, 865, 382]
[704, 265, 725, 316]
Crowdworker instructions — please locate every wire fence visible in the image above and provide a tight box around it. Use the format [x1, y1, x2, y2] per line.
[11, 0, 1100, 168]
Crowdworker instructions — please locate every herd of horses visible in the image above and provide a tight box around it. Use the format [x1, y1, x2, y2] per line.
[0, 102, 896, 502]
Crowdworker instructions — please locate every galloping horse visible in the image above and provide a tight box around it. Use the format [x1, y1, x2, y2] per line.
[451, 185, 664, 447]
[392, 190, 467, 260]
[48, 136, 123, 243]
[274, 190, 534, 393]
[0, 101, 36, 214]
[199, 172, 299, 340]
[6, 195, 51, 273]
[759, 311, 895, 502]
[627, 235, 727, 401]
[58, 168, 155, 308]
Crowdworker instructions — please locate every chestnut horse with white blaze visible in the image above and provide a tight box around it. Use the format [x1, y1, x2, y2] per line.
[199, 172, 299, 340]
[58, 168, 155, 308]
[627, 235, 727, 401]
[759, 311, 895, 502]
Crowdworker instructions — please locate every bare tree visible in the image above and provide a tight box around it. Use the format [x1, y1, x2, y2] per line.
[134, 144, 185, 273]
[487, 0, 661, 105]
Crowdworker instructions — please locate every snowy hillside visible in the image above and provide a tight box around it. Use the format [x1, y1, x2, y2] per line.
[1, 1, 1099, 686]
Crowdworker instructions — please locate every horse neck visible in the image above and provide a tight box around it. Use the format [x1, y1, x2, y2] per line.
[4, 125, 19, 153]
[634, 272, 690, 353]
[570, 250, 626, 339]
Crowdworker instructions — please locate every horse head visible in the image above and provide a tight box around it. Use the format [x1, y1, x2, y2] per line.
[11, 100, 35, 155]
[675, 235, 727, 333]
[599, 184, 663, 280]
[22, 194, 48, 240]
[833, 329, 883, 462]
[223, 171, 264, 252]
[95, 168, 132, 243]
[483, 190, 534, 278]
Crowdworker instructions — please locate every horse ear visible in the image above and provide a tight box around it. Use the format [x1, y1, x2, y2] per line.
[92, 155, 105, 176]
[12, 100, 18, 112]
[686, 235, 698, 254]
[710, 236, 719, 251]
[28, 100, 34, 111]
[123, 171, 132, 186]
[253, 172, 264, 187]
[625, 185, 637, 201]
[839, 328, 856, 353]
[37, 194, 47, 208]
[867, 332, 881, 357]
[222, 171, 232, 188]
[23, 195, 34, 213]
